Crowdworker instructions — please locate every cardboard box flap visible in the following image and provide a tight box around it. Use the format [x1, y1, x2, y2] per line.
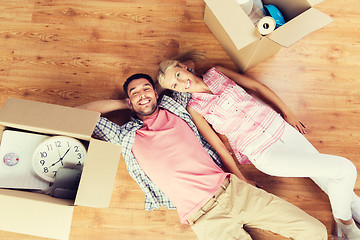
[204, 0, 260, 50]
[0, 189, 73, 240]
[307, 0, 326, 6]
[263, 0, 313, 21]
[75, 139, 121, 208]
[0, 98, 100, 140]
[267, 7, 333, 47]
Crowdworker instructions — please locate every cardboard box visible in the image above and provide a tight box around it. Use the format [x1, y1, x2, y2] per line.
[0, 98, 122, 239]
[204, 0, 333, 72]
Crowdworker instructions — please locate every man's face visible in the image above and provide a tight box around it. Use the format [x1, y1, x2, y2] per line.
[126, 78, 159, 120]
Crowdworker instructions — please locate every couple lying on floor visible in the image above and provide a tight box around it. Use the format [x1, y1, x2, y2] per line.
[77, 51, 360, 240]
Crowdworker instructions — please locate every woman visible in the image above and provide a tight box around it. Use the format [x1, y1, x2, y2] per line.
[157, 51, 360, 239]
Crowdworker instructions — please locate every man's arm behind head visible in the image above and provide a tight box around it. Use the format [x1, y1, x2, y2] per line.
[75, 99, 129, 114]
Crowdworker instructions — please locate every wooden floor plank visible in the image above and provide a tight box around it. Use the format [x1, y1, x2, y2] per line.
[0, 0, 359, 239]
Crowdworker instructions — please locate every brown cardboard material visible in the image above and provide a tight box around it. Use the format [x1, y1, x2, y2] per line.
[0, 189, 74, 240]
[0, 98, 99, 141]
[0, 98, 122, 239]
[75, 138, 121, 207]
[204, 0, 333, 72]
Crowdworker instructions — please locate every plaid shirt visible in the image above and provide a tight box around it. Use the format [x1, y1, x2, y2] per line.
[93, 92, 222, 211]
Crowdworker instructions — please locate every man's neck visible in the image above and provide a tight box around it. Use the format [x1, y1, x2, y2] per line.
[137, 106, 160, 121]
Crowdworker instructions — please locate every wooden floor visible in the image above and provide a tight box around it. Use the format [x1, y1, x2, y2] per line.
[0, 0, 359, 239]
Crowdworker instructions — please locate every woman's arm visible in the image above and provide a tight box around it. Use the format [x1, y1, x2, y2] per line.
[215, 66, 306, 134]
[187, 105, 248, 182]
[76, 99, 129, 114]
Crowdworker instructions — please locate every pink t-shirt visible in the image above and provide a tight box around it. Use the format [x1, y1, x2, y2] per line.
[132, 109, 228, 224]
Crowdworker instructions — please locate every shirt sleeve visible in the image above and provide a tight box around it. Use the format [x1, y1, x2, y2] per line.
[170, 91, 192, 108]
[93, 117, 122, 144]
[203, 67, 233, 95]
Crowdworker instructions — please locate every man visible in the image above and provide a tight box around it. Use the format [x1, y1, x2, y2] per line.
[77, 73, 327, 240]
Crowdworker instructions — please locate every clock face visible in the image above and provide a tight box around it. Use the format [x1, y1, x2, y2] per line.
[32, 136, 87, 182]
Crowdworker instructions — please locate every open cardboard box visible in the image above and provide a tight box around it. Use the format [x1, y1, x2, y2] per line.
[204, 0, 333, 72]
[0, 98, 122, 239]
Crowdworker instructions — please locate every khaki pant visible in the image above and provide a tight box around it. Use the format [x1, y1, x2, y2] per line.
[188, 175, 327, 240]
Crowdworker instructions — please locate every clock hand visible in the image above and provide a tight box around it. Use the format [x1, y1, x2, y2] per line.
[49, 158, 63, 168]
[49, 148, 71, 168]
[56, 145, 62, 158]
[60, 147, 71, 160]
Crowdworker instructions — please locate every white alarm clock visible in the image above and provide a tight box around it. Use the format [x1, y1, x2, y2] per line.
[32, 136, 87, 182]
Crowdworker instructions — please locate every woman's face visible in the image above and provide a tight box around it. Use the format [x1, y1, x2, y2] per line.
[162, 63, 198, 93]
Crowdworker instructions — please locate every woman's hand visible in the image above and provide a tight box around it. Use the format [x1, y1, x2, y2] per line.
[284, 112, 307, 135]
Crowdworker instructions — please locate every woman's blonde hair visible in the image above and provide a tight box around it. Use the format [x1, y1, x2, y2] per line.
[157, 59, 181, 87]
[157, 50, 205, 87]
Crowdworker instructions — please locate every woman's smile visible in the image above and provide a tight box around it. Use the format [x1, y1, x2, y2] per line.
[185, 79, 191, 89]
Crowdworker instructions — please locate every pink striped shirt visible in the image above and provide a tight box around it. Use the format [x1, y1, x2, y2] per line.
[188, 67, 285, 164]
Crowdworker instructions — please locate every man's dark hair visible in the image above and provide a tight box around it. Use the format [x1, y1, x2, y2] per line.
[123, 73, 155, 97]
